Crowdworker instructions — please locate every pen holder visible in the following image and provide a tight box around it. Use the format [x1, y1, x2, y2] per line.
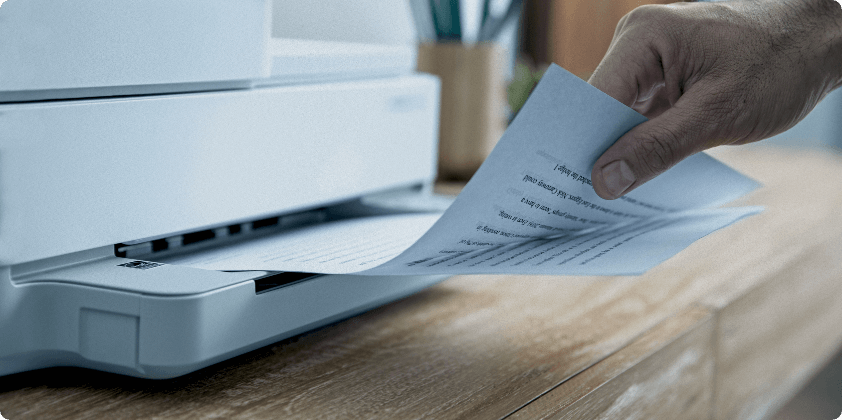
[418, 42, 508, 180]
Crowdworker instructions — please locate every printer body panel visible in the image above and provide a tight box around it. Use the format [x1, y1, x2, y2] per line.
[136, 271, 445, 377]
[0, 75, 440, 266]
[0, 0, 272, 101]
[0, 264, 446, 378]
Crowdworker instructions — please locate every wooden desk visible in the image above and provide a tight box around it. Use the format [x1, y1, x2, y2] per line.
[2, 145, 842, 419]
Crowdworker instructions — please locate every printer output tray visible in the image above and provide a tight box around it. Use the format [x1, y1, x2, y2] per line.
[0, 254, 446, 379]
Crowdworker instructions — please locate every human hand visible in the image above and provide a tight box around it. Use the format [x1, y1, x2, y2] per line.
[589, 0, 842, 199]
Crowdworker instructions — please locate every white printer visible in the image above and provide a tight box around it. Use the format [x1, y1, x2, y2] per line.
[0, 0, 447, 378]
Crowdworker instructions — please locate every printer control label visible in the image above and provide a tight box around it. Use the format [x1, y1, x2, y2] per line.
[118, 261, 164, 270]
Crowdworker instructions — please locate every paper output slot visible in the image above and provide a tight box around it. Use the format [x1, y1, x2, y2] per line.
[253, 272, 321, 294]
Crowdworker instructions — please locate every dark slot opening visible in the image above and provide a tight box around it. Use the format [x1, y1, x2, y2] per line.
[251, 217, 279, 230]
[151, 239, 169, 252]
[254, 272, 321, 294]
[182, 229, 216, 246]
[114, 244, 128, 258]
[227, 224, 242, 235]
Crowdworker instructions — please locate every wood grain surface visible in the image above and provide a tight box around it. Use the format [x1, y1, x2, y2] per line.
[704, 146, 842, 420]
[1, 145, 841, 419]
[509, 305, 715, 420]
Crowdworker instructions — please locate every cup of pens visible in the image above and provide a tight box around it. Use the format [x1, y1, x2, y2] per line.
[413, 0, 522, 180]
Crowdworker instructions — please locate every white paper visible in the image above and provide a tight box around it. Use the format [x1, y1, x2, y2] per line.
[163, 213, 441, 274]
[163, 65, 761, 276]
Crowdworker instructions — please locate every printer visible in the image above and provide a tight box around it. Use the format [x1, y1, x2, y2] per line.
[0, 0, 447, 378]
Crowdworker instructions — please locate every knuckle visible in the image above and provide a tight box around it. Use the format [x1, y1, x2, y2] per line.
[624, 4, 680, 29]
[616, 13, 629, 29]
[620, 5, 681, 47]
[624, 4, 662, 23]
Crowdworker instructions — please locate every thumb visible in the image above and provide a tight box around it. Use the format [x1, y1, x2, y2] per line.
[591, 100, 712, 200]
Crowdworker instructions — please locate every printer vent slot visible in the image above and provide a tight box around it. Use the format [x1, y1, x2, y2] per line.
[254, 272, 321, 294]
[251, 217, 279, 230]
[227, 224, 243, 235]
[114, 207, 331, 260]
[151, 239, 169, 252]
[182, 229, 216, 245]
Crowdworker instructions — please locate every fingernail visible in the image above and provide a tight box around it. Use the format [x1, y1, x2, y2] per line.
[601, 160, 635, 198]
